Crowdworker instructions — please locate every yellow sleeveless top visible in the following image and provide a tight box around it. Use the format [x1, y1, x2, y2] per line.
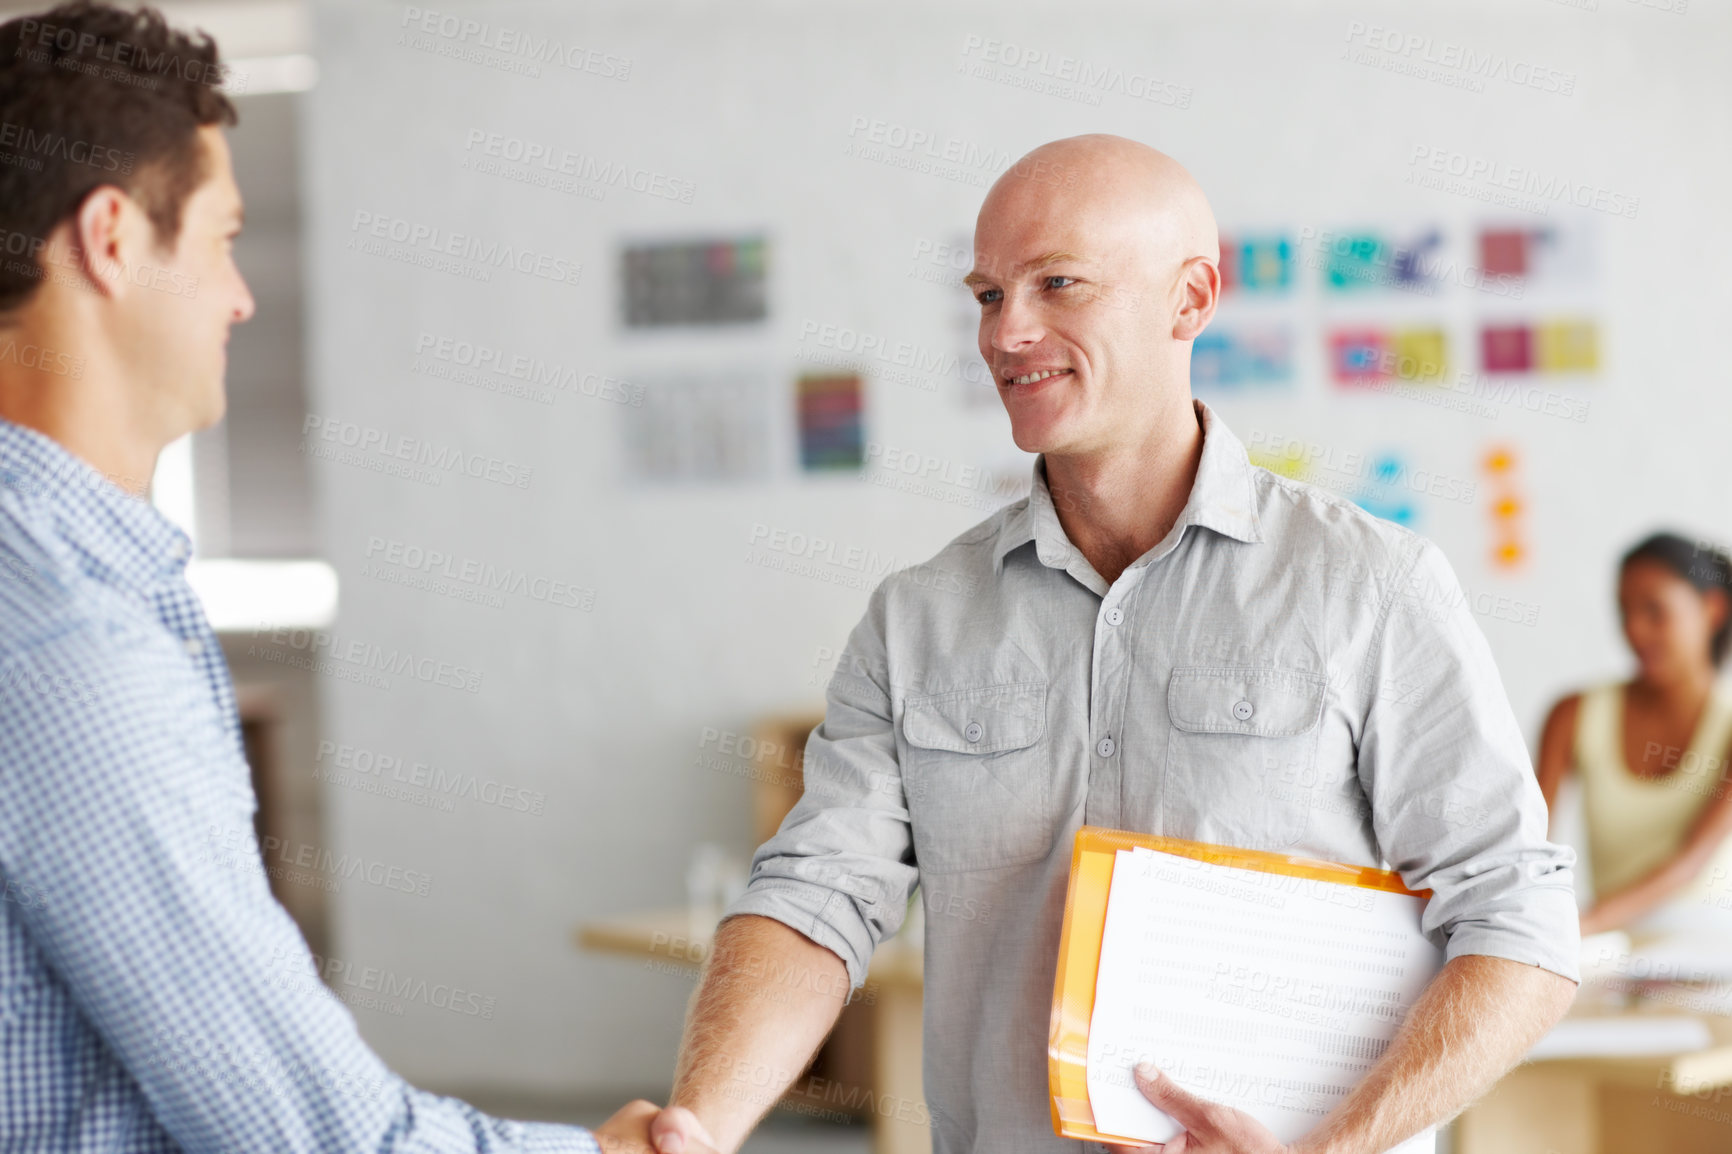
[1575, 680, 1732, 923]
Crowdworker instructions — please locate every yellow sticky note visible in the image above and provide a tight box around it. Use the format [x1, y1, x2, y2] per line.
[1536, 320, 1598, 373]
[1391, 328, 1448, 382]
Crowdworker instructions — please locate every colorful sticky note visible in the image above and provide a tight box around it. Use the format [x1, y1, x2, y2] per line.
[1329, 329, 1389, 383]
[1192, 331, 1235, 385]
[1389, 230, 1444, 291]
[1321, 230, 1442, 293]
[1478, 224, 1594, 288]
[796, 373, 864, 471]
[1349, 453, 1419, 527]
[1535, 319, 1598, 373]
[1354, 495, 1417, 526]
[1479, 230, 1529, 278]
[1192, 327, 1294, 387]
[623, 236, 769, 327]
[1391, 328, 1448, 382]
[1237, 329, 1294, 380]
[1324, 235, 1385, 291]
[1481, 325, 1533, 373]
[1239, 238, 1293, 291]
[1218, 235, 1294, 294]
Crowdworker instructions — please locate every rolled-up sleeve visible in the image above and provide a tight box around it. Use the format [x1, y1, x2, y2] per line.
[722, 582, 920, 991]
[1357, 537, 1581, 982]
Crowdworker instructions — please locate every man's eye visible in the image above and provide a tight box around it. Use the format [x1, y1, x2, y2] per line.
[975, 288, 1001, 305]
[1045, 275, 1075, 289]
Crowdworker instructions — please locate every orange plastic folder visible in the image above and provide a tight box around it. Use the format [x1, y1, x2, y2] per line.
[1047, 826, 1435, 1145]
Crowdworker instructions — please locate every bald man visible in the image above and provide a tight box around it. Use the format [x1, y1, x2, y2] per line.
[648, 136, 1579, 1154]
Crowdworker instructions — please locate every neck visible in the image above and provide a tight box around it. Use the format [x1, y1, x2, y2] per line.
[1042, 391, 1204, 582]
[1631, 664, 1718, 712]
[0, 307, 163, 496]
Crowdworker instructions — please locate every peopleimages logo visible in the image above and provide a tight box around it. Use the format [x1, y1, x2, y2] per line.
[461, 129, 694, 203]
[1342, 21, 1577, 96]
[1405, 146, 1639, 219]
[797, 319, 993, 389]
[363, 535, 596, 611]
[248, 624, 485, 694]
[13, 17, 236, 88]
[348, 211, 582, 287]
[957, 35, 1193, 109]
[399, 7, 632, 79]
[316, 740, 547, 815]
[0, 337, 84, 379]
[413, 332, 644, 407]
[746, 522, 979, 597]
[203, 823, 434, 897]
[0, 121, 134, 173]
[301, 415, 534, 490]
[270, 946, 498, 1019]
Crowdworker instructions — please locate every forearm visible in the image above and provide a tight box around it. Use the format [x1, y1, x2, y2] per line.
[669, 915, 851, 1154]
[1292, 955, 1576, 1154]
[1583, 880, 1675, 934]
[1584, 848, 1719, 933]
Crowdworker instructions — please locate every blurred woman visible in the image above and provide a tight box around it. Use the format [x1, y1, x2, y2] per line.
[1536, 532, 1732, 938]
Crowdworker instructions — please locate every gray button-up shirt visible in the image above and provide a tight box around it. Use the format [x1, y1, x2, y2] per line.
[725, 396, 1578, 1154]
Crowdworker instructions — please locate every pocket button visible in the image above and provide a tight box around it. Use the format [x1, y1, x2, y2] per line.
[964, 721, 984, 743]
[1232, 699, 1255, 721]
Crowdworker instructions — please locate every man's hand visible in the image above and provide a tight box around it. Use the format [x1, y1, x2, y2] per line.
[1107, 1063, 1291, 1154]
[594, 1100, 718, 1154]
[648, 1104, 720, 1154]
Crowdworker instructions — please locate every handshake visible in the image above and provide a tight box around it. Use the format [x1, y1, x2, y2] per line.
[595, 1101, 719, 1154]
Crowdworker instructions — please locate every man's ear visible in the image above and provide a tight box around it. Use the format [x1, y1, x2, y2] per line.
[1172, 255, 1220, 342]
[68, 186, 144, 301]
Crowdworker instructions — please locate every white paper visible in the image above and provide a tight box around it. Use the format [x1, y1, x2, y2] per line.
[1086, 847, 1443, 1149]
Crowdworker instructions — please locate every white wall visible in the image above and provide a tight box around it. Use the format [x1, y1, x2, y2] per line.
[303, 0, 1732, 1095]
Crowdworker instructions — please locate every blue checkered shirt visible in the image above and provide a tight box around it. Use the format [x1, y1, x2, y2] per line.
[0, 418, 599, 1153]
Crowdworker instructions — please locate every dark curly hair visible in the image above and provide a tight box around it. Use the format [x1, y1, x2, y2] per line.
[0, 1, 236, 313]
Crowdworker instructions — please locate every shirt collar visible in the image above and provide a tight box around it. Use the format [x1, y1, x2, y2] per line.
[992, 396, 1263, 576]
[0, 416, 192, 589]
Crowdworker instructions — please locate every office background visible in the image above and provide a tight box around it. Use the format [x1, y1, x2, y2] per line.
[62, 0, 1730, 1137]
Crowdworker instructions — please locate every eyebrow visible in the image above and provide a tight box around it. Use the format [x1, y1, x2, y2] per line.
[962, 250, 1090, 289]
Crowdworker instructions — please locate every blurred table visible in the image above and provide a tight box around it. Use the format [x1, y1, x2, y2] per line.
[575, 907, 929, 1154]
[1455, 1006, 1732, 1154]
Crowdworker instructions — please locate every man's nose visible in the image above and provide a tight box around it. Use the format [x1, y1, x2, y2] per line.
[233, 276, 256, 323]
[990, 292, 1044, 352]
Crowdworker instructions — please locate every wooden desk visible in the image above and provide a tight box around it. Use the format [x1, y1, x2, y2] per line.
[1455, 1008, 1732, 1154]
[576, 907, 929, 1154]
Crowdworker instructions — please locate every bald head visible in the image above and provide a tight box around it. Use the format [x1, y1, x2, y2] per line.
[982, 135, 1218, 277]
[966, 135, 1223, 457]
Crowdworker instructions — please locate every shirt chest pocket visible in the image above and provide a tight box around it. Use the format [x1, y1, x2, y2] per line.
[900, 680, 1052, 875]
[1160, 667, 1327, 851]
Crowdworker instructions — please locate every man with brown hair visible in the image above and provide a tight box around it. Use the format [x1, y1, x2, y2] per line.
[0, 4, 694, 1150]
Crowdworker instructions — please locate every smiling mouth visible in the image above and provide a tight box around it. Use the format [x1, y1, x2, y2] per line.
[1003, 368, 1072, 386]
